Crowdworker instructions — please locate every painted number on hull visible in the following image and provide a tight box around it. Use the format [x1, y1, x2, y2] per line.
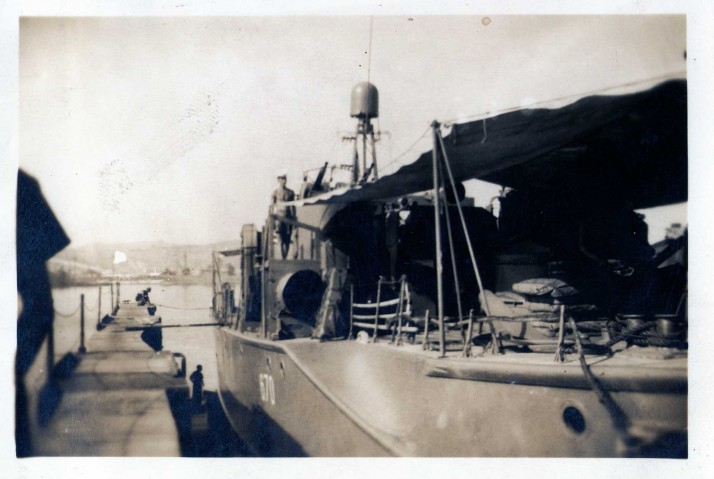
[259, 373, 276, 405]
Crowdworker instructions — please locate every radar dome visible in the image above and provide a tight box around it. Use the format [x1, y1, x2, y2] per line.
[350, 82, 379, 119]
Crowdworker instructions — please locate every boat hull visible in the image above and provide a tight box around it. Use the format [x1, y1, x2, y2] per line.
[216, 327, 686, 457]
[216, 329, 392, 456]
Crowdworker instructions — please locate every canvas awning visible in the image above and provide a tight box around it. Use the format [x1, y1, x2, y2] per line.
[300, 79, 686, 210]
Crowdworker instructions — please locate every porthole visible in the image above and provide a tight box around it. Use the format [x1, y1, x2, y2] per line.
[562, 406, 586, 434]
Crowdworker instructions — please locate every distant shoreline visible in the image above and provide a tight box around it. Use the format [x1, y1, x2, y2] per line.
[50, 272, 218, 289]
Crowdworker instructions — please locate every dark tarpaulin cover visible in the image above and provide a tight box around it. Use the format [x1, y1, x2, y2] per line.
[307, 79, 686, 210]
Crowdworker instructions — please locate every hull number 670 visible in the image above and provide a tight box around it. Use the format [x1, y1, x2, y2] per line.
[259, 373, 276, 405]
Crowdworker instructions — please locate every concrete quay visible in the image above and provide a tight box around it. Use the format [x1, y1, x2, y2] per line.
[32, 302, 190, 456]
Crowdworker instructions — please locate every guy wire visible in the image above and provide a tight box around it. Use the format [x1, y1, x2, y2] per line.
[367, 16, 374, 83]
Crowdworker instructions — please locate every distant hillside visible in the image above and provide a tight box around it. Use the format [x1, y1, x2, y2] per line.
[54, 240, 240, 276]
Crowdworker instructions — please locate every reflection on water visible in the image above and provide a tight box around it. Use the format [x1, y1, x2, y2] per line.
[151, 283, 219, 390]
[46, 282, 219, 389]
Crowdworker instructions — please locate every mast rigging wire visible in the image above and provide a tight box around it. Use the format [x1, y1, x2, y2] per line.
[367, 16, 374, 83]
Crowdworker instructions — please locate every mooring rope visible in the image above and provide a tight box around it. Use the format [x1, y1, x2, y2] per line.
[569, 318, 635, 448]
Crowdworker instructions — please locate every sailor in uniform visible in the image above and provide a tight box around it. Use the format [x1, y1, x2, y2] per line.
[272, 171, 296, 259]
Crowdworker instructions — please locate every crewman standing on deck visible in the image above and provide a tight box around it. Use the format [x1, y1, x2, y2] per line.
[272, 171, 296, 260]
[189, 365, 204, 412]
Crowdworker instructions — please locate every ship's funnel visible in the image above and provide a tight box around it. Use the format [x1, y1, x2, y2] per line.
[350, 82, 379, 119]
[276, 270, 325, 320]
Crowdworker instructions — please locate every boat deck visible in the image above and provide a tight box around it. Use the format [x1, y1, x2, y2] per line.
[31, 302, 189, 456]
[287, 333, 688, 389]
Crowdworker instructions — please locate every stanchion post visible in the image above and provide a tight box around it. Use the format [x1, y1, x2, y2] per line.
[79, 294, 87, 354]
[97, 285, 102, 328]
[116, 282, 120, 309]
[110, 283, 114, 313]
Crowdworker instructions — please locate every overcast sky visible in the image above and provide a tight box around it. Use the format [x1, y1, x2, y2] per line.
[18, 15, 686, 247]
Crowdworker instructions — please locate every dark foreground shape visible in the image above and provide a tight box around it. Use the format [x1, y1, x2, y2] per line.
[36, 354, 82, 427]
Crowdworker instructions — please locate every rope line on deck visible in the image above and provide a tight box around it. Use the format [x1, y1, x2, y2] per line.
[53, 304, 81, 318]
[153, 303, 211, 311]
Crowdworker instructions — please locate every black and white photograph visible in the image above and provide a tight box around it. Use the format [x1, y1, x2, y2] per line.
[2, 1, 712, 477]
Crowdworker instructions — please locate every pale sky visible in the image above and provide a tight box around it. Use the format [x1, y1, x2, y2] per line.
[18, 15, 687, 246]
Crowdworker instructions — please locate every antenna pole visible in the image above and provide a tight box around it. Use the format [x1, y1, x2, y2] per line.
[362, 120, 367, 179]
[370, 127, 378, 180]
[352, 122, 360, 184]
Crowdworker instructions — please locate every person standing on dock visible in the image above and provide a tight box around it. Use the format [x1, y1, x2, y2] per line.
[272, 171, 296, 260]
[189, 364, 204, 412]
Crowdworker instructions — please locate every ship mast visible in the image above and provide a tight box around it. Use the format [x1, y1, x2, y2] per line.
[347, 82, 380, 184]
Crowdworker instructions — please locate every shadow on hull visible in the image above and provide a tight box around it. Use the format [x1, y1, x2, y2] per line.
[218, 387, 308, 457]
[167, 389, 253, 457]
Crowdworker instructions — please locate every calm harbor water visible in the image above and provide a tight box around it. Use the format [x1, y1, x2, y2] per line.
[44, 281, 223, 391]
